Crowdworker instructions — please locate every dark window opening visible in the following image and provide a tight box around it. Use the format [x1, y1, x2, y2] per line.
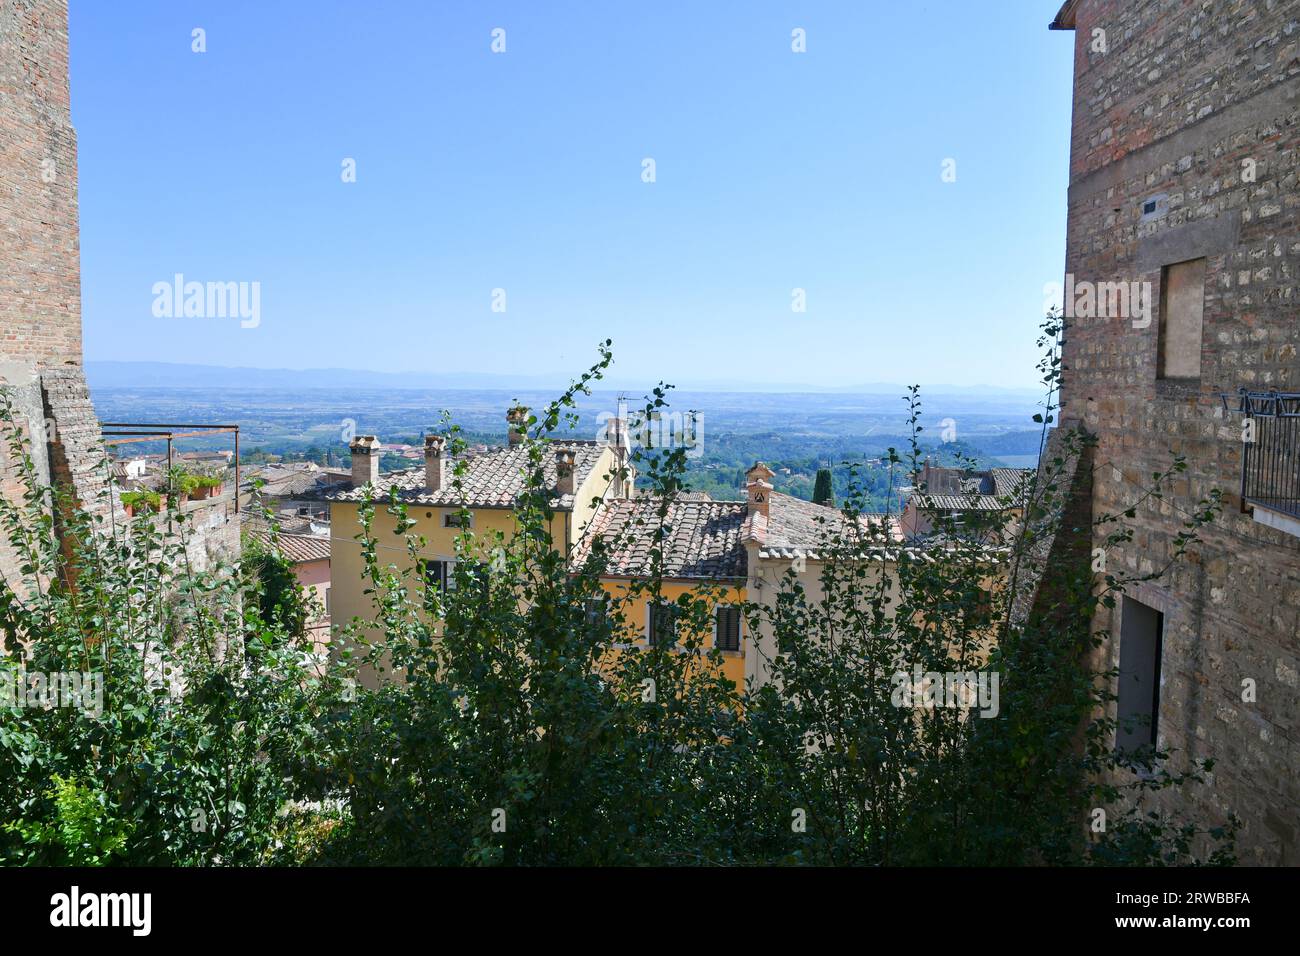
[1116, 596, 1164, 754]
[584, 597, 608, 631]
[648, 601, 679, 648]
[423, 559, 451, 609]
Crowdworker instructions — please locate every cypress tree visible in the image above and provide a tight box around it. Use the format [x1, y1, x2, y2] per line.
[813, 467, 834, 506]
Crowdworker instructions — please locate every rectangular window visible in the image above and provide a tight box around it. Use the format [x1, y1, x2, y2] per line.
[423, 559, 451, 596]
[1116, 596, 1164, 754]
[584, 597, 607, 629]
[443, 511, 472, 529]
[648, 601, 679, 648]
[1158, 257, 1205, 380]
[715, 606, 741, 652]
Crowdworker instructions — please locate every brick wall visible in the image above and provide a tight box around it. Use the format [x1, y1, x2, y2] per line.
[0, 0, 241, 601]
[0, 0, 88, 590]
[0, 0, 82, 365]
[1055, 0, 1300, 864]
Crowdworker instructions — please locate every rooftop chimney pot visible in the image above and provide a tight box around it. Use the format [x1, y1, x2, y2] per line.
[350, 436, 381, 489]
[424, 434, 447, 493]
[746, 461, 774, 517]
[506, 405, 530, 446]
[555, 448, 577, 496]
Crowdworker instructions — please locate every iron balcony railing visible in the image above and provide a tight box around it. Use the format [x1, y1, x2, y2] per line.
[101, 422, 241, 513]
[1219, 389, 1300, 520]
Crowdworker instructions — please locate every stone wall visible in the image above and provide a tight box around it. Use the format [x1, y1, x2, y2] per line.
[1053, 0, 1300, 864]
[0, 0, 90, 590]
[0, 0, 240, 595]
[0, 0, 82, 365]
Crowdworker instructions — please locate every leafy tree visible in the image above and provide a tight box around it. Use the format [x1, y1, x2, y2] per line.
[241, 531, 310, 643]
[0, 323, 1237, 866]
[0, 397, 341, 865]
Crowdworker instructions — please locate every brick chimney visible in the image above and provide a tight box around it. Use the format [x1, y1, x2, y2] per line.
[506, 405, 530, 446]
[746, 461, 774, 518]
[350, 435, 381, 488]
[555, 448, 577, 496]
[424, 434, 447, 492]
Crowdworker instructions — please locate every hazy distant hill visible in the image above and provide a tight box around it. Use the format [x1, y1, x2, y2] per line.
[86, 361, 566, 392]
[85, 361, 1045, 399]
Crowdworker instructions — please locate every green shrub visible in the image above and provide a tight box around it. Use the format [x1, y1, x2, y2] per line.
[0, 325, 1237, 866]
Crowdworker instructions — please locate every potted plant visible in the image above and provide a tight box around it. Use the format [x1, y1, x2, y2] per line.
[167, 466, 199, 504]
[190, 472, 224, 500]
[121, 490, 163, 517]
[169, 465, 225, 501]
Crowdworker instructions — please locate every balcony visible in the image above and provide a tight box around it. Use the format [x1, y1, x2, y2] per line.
[100, 421, 241, 509]
[1221, 390, 1300, 535]
[99, 422, 243, 571]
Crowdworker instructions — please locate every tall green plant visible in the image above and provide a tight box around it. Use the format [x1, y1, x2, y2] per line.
[0, 391, 339, 865]
[0, 322, 1236, 866]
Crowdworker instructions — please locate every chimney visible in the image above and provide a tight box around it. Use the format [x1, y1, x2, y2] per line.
[506, 405, 530, 446]
[555, 448, 577, 496]
[605, 416, 627, 453]
[746, 461, 774, 518]
[350, 436, 381, 488]
[424, 434, 447, 492]
[604, 415, 632, 497]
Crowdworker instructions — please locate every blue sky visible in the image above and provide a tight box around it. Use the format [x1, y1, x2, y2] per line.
[70, 1, 1073, 390]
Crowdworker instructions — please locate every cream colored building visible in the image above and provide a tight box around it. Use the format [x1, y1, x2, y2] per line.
[320, 408, 630, 680]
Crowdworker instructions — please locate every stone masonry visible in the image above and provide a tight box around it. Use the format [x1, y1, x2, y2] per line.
[1, 0, 238, 589]
[0, 0, 97, 588]
[1049, 0, 1300, 863]
[0, 0, 81, 365]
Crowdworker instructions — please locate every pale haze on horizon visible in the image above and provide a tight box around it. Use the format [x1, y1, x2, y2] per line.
[70, 0, 1073, 391]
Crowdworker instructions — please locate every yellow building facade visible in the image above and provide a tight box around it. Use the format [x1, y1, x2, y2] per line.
[320, 417, 880, 694]
[323, 411, 628, 678]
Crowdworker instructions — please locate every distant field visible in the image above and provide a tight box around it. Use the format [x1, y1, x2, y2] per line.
[91, 385, 1046, 508]
[991, 455, 1041, 469]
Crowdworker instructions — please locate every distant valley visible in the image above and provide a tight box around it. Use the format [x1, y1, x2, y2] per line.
[88, 362, 1050, 508]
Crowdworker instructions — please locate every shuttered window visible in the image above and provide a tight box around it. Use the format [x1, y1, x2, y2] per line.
[716, 606, 741, 652]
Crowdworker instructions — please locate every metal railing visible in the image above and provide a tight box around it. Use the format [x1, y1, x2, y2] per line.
[101, 423, 240, 513]
[1220, 389, 1300, 520]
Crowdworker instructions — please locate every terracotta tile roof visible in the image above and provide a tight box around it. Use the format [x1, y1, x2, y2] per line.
[990, 467, 1033, 498]
[247, 528, 331, 564]
[914, 468, 1032, 513]
[754, 492, 901, 558]
[573, 490, 889, 577]
[763, 491, 850, 549]
[674, 490, 716, 502]
[910, 464, 1033, 514]
[262, 513, 319, 534]
[914, 494, 1006, 511]
[256, 470, 325, 497]
[319, 440, 607, 510]
[572, 495, 749, 579]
